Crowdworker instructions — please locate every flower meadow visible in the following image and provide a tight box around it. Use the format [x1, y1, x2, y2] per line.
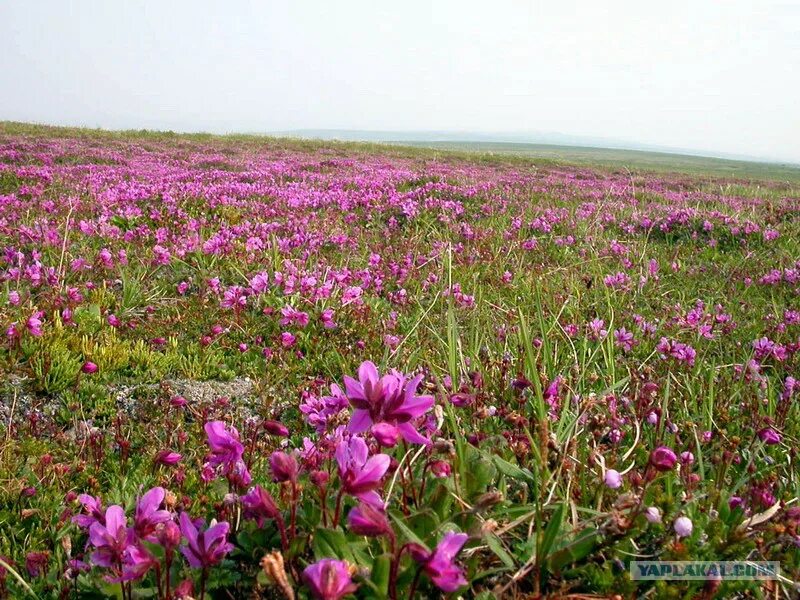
[0, 125, 799, 599]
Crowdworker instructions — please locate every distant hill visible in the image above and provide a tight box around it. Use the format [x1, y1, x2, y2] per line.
[274, 130, 800, 182]
[276, 129, 798, 165]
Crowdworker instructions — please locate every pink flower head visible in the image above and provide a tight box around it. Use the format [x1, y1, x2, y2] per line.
[269, 451, 299, 483]
[118, 543, 158, 582]
[344, 361, 434, 445]
[133, 487, 172, 541]
[73, 494, 105, 530]
[88, 505, 133, 567]
[335, 436, 390, 508]
[414, 531, 469, 592]
[758, 427, 782, 445]
[241, 485, 281, 526]
[26, 312, 43, 337]
[154, 450, 182, 466]
[280, 305, 310, 328]
[178, 512, 233, 569]
[673, 516, 693, 537]
[320, 308, 337, 329]
[302, 558, 358, 600]
[204, 421, 251, 485]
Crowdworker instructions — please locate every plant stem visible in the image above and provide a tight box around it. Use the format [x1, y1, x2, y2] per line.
[332, 488, 344, 528]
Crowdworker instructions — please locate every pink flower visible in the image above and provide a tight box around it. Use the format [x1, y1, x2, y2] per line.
[89, 505, 133, 567]
[269, 451, 299, 483]
[241, 485, 281, 526]
[335, 436, 390, 508]
[204, 421, 251, 485]
[73, 494, 105, 530]
[413, 531, 469, 592]
[154, 450, 182, 466]
[280, 332, 296, 347]
[344, 361, 434, 445]
[320, 308, 337, 329]
[220, 285, 247, 310]
[26, 313, 43, 337]
[133, 487, 172, 541]
[178, 512, 233, 569]
[280, 305, 309, 328]
[758, 428, 782, 445]
[302, 559, 358, 600]
[614, 327, 636, 352]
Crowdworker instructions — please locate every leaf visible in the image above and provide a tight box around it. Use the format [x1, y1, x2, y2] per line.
[484, 533, 516, 569]
[366, 553, 392, 599]
[389, 512, 427, 548]
[311, 528, 354, 561]
[547, 528, 600, 572]
[492, 455, 535, 484]
[539, 503, 566, 561]
[737, 501, 781, 532]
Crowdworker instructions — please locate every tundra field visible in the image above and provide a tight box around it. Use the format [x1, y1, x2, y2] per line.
[0, 123, 799, 599]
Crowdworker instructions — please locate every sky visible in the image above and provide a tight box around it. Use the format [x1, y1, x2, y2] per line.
[1, 0, 799, 162]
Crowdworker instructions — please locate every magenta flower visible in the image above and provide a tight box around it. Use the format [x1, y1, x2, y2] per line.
[320, 308, 337, 329]
[118, 544, 158, 582]
[413, 531, 469, 593]
[25, 552, 49, 578]
[178, 512, 233, 569]
[301, 384, 349, 433]
[204, 421, 251, 485]
[302, 558, 358, 600]
[263, 420, 289, 437]
[614, 327, 636, 352]
[758, 428, 782, 445]
[205, 421, 244, 464]
[88, 505, 133, 567]
[73, 494, 105, 529]
[344, 361, 434, 445]
[280, 305, 310, 327]
[133, 487, 172, 541]
[335, 436, 390, 507]
[220, 285, 247, 310]
[26, 312, 43, 337]
[280, 331, 296, 347]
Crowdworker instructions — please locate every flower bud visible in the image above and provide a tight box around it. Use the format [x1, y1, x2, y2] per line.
[649, 446, 677, 471]
[269, 451, 299, 483]
[347, 503, 393, 538]
[81, 361, 98, 374]
[673, 516, 693, 537]
[263, 420, 289, 437]
[158, 520, 182, 550]
[604, 469, 622, 489]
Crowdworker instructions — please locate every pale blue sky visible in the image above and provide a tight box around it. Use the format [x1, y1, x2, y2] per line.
[1, 1, 799, 162]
